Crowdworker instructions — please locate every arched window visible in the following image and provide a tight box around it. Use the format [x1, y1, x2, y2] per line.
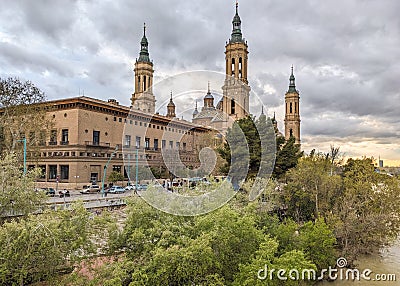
[295, 102, 297, 113]
[143, 76, 147, 91]
[231, 99, 235, 114]
[290, 129, 293, 137]
[231, 58, 235, 76]
[290, 102, 293, 113]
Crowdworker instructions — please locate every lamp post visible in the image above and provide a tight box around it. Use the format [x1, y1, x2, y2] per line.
[101, 145, 118, 197]
[74, 175, 80, 190]
[135, 148, 139, 191]
[16, 138, 27, 175]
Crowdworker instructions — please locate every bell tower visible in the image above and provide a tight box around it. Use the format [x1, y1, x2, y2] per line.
[166, 92, 176, 118]
[284, 66, 301, 144]
[221, 1, 250, 120]
[131, 23, 156, 114]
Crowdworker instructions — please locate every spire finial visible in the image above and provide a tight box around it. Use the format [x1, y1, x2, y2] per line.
[291, 65, 294, 75]
[208, 81, 210, 93]
[143, 22, 146, 36]
[236, 0, 238, 13]
[261, 105, 264, 115]
[273, 111, 276, 120]
[170, 91, 173, 101]
[195, 100, 198, 109]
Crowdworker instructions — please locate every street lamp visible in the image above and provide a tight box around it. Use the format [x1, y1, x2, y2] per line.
[16, 137, 27, 175]
[101, 145, 118, 197]
[74, 175, 80, 190]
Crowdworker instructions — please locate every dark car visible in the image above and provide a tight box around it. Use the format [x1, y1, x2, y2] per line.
[59, 190, 70, 198]
[36, 187, 56, 197]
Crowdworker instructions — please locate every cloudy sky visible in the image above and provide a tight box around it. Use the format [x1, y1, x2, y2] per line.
[1, 0, 400, 165]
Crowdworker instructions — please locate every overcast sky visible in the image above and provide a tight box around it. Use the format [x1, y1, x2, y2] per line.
[1, 0, 399, 165]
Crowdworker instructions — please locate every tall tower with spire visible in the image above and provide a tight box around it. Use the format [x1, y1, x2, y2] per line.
[131, 23, 156, 114]
[284, 66, 301, 144]
[167, 92, 176, 118]
[221, 1, 250, 121]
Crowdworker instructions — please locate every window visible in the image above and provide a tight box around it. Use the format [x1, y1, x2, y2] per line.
[183, 142, 187, 151]
[176, 142, 180, 149]
[39, 131, 46, 146]
[60, 165, 69, 180]
[29, 131, 35, 144]
[93, 130, 100, 145]
[290, 102, 293, 113]
[39, 165, 46, 179]
[50, 130, 57, 145]
[239, 57, 242, 78]
[295, 102, 297, 113]
[154, 139, 159, 150]
[112, 165, 121, 173]
[169, 141, 173, 149]
[48, 165, 57, 179]
[231, 58, 235, 76]
[162, 140, 166, 149]
[231, 99, 235, 114]
[145, 138, 150, 150]
[61, 129, 69, 145]
[124, 135, 131, 147]
[136, 136, 141, 148]
[119, 118, 122, 122]
[290, 129, 293, 137]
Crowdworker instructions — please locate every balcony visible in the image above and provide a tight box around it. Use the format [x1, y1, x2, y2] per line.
[60, 141, 69, 145]
[84, 141, 111, 147]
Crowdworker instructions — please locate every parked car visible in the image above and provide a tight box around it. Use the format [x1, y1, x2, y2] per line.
[80, 185, 101, 194]
[108, 186, 125, 193]
[59, 189, 70, 198]
[124, 185, 136, 191]
[137, 184, 148, 191]
[36, 187, 56, 197]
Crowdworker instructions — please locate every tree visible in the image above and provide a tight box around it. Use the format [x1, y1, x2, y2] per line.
[273, 136, 303, 179]
[0, 204, 108, 285]
[282, 153, 342, 222]
[332, 158, 400, 262]
[0, 77, 52, 159]
[108, 171, 124, 184]
[0, 153, 45, 220]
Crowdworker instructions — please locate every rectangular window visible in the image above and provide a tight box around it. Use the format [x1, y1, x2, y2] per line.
[112, 165, 121, 173]
[295, 102, 297, 113]
[93, 130, 100, 145]
[169, 140, 173, 149]
[39, 165, 46, 179]
[124, 135, 131, 147]
[60, 165, 69, 180]
[29, 131, 36, 144]
[61, 129, 69, 145]
[48, 165, 57, 179]
[176, 142, 180, 149]
[136, 136, 141, 148]
[39, 131, 46, 146]
[183, 142, 187, 151]
[154, 139, 159, 150]
[145, 138, 150, 150]
[162, 140, 166, 149]
[50, 130, 57, 145]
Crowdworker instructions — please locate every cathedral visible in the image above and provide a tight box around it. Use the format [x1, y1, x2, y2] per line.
[131, 2, 301, 143]
[12, 2, 301, 189]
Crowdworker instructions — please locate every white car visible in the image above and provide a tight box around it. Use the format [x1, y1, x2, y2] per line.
[80, 185, 101, 194]
[108, 186, 125, 193]
[124, 185, 136, 191]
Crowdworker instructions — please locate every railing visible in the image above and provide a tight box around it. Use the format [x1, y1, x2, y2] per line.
[84, 141, 111, 147]
[60, 141, 69, 145]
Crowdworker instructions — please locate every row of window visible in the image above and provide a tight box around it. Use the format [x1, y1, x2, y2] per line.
[286, 102, 298, 114]
[124, 135, 187, 151]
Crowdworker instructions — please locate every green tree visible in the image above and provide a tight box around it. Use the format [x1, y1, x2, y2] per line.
[108, 171, 124, 184]
[0, 153, 45, 220]
[0, 77, 52, 158]
[273, 136, 303, 179]
[332, 158, 400, 262]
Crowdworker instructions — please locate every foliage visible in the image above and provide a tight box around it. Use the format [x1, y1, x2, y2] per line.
[108, 171, 124, 183]
[332, 158, 400, 262]
[0, 77, 52, 157]
[0, 153, 45, 220]
[273, 136, 303, 179]
[0, 204, 106, 285]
